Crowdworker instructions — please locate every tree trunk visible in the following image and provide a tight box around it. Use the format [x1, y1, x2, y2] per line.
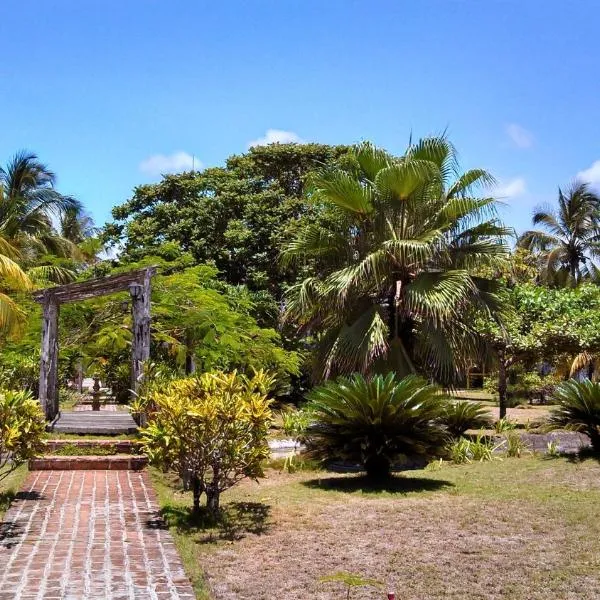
[364, 454, 391, 482]
[185, 332, 196, 375]
[192, 476, 203, 513]
[206, 486, 220, 514]
[498, 351, 508, 420]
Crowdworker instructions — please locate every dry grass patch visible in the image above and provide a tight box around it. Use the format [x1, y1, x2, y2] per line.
[152, 456, 600, 600]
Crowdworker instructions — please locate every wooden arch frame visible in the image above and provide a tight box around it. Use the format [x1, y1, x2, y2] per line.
[33, 267, 156, 420]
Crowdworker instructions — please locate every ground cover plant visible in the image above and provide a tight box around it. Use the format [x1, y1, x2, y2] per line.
[152, 455, 600, 600]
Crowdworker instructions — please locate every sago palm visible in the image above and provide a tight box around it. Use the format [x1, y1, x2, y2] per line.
[283, 136, 510, 381]
[550, 379, 600, 452]
[518, 182, 600, 286]
[305, 373, 448, 480]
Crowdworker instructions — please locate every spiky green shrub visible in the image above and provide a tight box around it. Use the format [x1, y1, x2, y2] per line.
[550, 379, 600, 452]
[441, 400, 492, 438]
[0, 389, 46, 480]
[305, 373, 448, 480]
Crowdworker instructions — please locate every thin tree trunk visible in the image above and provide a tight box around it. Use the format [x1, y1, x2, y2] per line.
[185, 332, 196, 375]
[192, 476, 203, 513]
[498, 351, 508, 420]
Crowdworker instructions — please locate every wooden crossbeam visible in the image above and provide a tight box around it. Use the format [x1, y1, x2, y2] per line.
[32, 267, 157, 304]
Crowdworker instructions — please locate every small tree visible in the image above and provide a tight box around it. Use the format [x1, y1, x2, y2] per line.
[141, 370, 274, 514]
[0, 389, 46, 481]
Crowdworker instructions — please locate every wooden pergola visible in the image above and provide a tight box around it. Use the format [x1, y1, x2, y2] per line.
[33, 267, 156, 420]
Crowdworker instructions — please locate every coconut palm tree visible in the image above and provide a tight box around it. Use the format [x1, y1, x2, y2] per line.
[0, 151, 81, 332]
[518, 182, 600, 286]
[283, 136, 510, 382]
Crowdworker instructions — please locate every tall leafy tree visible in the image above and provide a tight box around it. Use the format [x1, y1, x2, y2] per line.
[105, 143, 350, 297]
[518, 182, 600, 286]
[283, 137, 510, 382]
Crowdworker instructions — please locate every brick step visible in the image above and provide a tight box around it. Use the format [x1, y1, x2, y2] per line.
[44, 439, 142, 454]
[29, 455, 148, 471]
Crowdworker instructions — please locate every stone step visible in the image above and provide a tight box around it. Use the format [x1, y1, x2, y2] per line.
[50, 411, 138, 435]
[29, 455, 148, 471]
[44, 439, 142, 454]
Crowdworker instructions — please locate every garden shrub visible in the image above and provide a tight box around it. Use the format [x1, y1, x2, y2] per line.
[0, 389, 46, 480]
[441, 400, 492, 438]
[448, 433, 499, 464]
[280, 407, 312, 441]
[550, 379, 600, 452]
[141, 370, 274, 514]
[305, 373, 447, 481]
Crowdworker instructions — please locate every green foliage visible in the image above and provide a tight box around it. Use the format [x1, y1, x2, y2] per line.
[495, 418, 517, 433]
[550, 379, 600, 451]
[448, 433, 499, 464]
[106, 143, 350, 296]
[305, 373, 448, 480]
[0, 389, 46, 480]
[502, 431, 529, 457]
[518, 182, 600, 287]
[284, 136, 509, 382]
[441, 400, 492, 438]
[140, 370, 274, 513]
[319, 571, 383, 599]
[546, 440, 561, 457]
[280, 407, 312, 440]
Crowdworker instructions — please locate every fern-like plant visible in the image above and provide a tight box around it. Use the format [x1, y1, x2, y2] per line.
[305, 373, 447, 480]
[441, 400, 492, 438]
[550, 379, 600, 452]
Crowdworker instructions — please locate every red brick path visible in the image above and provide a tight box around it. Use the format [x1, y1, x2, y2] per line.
[0, 471, 196, 599]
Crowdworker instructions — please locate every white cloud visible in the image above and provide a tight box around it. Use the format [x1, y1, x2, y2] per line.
[577, 160, 600, 190]
[139, 151, 201, 177]
[494, 177, 527, 198]
[506, 123, 534, 149]
[248, 129, 304, 148]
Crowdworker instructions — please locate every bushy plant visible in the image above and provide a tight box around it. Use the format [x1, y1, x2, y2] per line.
[448, 433, 499, 464]
[280, 407, 312, 441]
[441, 401, 492, 438]
[141, 370, 274, 513]
[495, 417, 517, 433]
[502, 431, 529, 458]
[550, 379, 600, 451]
[305, 373, 448, 480]
[0, 389, 46, 480]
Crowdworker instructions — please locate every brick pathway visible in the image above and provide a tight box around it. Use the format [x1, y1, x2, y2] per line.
[0, 471, 196, 599]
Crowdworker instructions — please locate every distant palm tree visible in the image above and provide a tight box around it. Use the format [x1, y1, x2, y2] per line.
[518, 182, 600, 286]
[0, 151, 80, 331]
[283, 136, 510, 382]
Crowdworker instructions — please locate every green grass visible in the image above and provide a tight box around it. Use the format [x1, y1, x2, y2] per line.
[150, 455, 600, 599]
[0, 465, 28, 520]
[44, 432, 139, 441]
[150, 469, 212, 600]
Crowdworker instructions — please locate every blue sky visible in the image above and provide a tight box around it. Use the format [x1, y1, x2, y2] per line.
[2, 0, 600, 234]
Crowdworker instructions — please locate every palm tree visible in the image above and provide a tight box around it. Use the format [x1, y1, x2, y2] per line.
[283, 136, 510, 382]
[518, 182, 600, 286]
[0, 151, 80, 332]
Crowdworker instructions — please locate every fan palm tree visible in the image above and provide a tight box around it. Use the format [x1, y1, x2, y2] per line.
[518, 182, 600, 286]
[283, 136, 510, 382]
[0, 151, 81, 332]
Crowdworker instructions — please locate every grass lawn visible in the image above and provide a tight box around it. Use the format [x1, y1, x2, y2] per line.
[152, 455, 600, 600]
[0, 465, 28, 521]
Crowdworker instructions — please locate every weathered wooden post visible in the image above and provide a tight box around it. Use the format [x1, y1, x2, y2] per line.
[129, 268, 152, 400]
[39, 291, 60, 421]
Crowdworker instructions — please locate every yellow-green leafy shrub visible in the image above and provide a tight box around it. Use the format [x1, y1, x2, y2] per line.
[0, 389, 46, 480]
[141, 370, 274, 513]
